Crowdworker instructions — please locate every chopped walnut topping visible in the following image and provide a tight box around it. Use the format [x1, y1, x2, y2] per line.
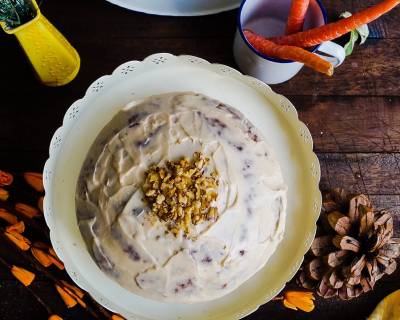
[142, 152, 219, 235]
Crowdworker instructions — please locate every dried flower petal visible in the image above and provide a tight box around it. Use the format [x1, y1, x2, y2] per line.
[63, 286, 86, 308]
[6, 221, 25, 234]
[48, 248, 64, 270]
[283, 291, 315, 312]
[0, 209, 18, 224]
[11, 265, 35, 286]
[23, 172, 44, 192]
[4, 231, 31, 250]
[283, 298, 298, 310]
[55, 284, 77, 308]
[48, 315, 63, 320]
[0, 171, 13, 186]
[15, 203, 41, 218]
[60, 280, 84, 299]
[31, 247, 52, 267]
[0, 188, 9, 201]
[38, 196, 44, 213]
[111, 315, 125, 320]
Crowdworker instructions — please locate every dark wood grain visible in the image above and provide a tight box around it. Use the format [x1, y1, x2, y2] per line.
[292, 96, 400, 153]
[274, 39, 400, 96]
[0, 0, 399, 319]
[319, 153, 400, 194]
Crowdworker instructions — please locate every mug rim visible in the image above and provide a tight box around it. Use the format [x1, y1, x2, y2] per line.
[237, 0, 328, 64]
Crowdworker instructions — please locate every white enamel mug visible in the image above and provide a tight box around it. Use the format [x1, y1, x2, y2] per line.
[233, 0, 345, 84]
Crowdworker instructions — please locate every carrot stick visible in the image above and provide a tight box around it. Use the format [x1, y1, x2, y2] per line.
[244, 30, 333, 76]
[285, 0, 310, 35]
[271, 0, 400, 47]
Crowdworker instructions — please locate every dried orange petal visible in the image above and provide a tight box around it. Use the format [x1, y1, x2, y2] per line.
[15, 203, 41, 218]
[61, 280, 84, 299]
[11, 265, 35, 286]
[55, 284, 77, 308]
[4, 231, 31, 251]
[0, 188, 9, 201]
[48, 315, 63, 320]
[48, 254, 64, 270]
[23, 172, 44, 192]
[283, 299, 298, 310]
[63, 286, 86, 308]
[0, 171, 13, 186]
[284, 291, 315, 312]
[6, 221, 25, 234]
[0, 209, 18, 224]
[48, 247, 64, 270]
[31, 247, 52, 267]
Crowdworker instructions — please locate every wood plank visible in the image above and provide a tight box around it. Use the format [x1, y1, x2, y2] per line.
[0, 281, 48, 319]
[292, 96, 400, 153]
[1, 2, 399, 99]
[251, 267, 400, 320]
[319, 152, 400, 195]
[2, 93, 400, 157]
[0, 37, 235, 93]
[0, 280, 95, 320]
[274, 39, 400, 96]
[1, 35, 399, 97]
[24, 0, 400, 40]
[40, 0, 237, 39]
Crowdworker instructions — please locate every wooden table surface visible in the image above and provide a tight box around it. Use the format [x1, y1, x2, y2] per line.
[1, 0, 399, 319]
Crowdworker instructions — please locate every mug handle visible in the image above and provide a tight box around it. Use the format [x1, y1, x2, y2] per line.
[315, 41, 345, 68]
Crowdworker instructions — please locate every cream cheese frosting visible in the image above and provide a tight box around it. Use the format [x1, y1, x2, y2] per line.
[76, 92, 287, 303]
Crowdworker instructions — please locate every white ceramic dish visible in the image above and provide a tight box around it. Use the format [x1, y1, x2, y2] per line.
[43, 53, 321, 320]
[105, 0, 241, 16]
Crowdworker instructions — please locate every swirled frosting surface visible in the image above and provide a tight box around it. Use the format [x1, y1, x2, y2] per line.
[76, 92, 287, 303]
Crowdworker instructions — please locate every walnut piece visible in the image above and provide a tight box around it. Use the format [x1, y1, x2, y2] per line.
[142, 152, 219, 235]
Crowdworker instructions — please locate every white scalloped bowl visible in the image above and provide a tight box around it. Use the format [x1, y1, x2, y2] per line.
[43, 53, 321, 320]
[104, 0, 241, 16]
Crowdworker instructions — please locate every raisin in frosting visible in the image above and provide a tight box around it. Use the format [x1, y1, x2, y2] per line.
[76, 92, 287, 303]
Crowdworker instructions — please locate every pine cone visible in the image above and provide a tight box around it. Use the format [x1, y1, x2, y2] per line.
[297, 188, 400, 300]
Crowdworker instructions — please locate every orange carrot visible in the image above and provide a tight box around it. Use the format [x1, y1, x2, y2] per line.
[244, 30, 333, 76]
[285, 0, 310, 34]
[271, 0, 400, 47]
